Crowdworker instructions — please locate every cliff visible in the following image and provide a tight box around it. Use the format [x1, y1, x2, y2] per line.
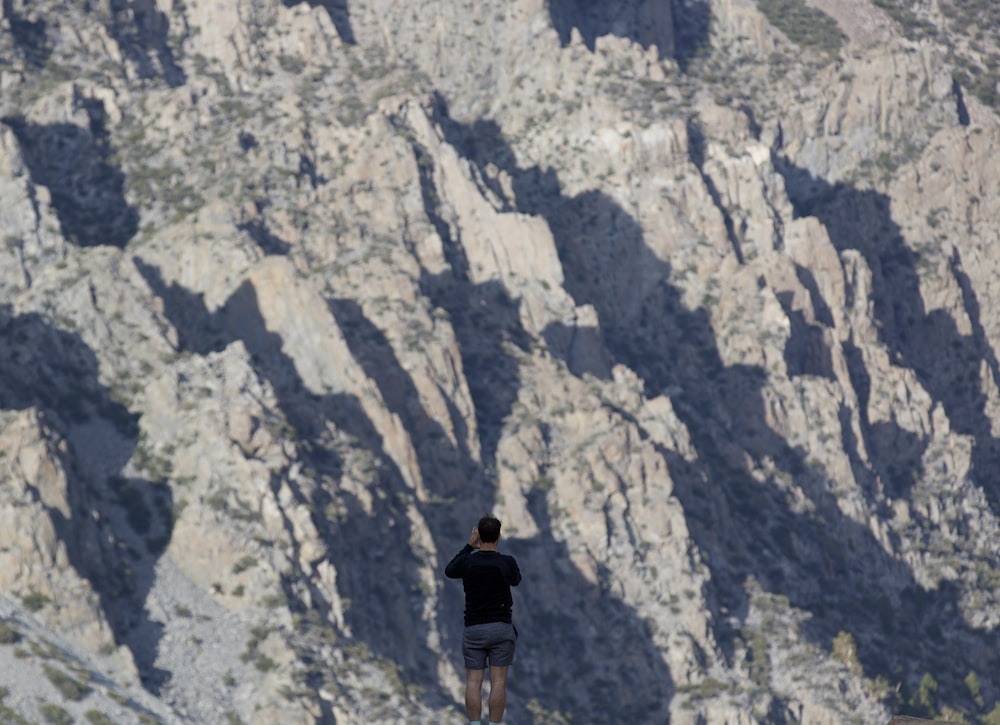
[1, 0, 1000, 723]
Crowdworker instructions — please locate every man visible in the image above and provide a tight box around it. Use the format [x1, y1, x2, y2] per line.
[445, 515, 521, 725]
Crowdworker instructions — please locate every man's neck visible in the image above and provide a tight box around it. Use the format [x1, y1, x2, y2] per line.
[479, 542, 498, 552]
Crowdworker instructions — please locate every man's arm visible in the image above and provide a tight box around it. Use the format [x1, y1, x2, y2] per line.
[445, 544, 475, 578]
[507, 556, 522, 586]
[445, 526, 481, 578]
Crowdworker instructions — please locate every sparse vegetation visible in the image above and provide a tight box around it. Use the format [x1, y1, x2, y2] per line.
[42, 664, 90, 701]
[756, 0, 846, 58]
[910, 672, 939, 717]
[20, 591, 50, 613]
[232, 555, 257, 574]
[38, 703, 72, 725]
[0, 620, 21, 644]
[254, 655, 278, 672]
[832, 631, 862, 675]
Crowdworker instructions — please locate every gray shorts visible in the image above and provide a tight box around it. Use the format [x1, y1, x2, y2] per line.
[462, 622, 517, 669]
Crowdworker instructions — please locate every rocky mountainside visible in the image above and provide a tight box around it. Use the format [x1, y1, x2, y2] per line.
[1, 0, 1000, 723]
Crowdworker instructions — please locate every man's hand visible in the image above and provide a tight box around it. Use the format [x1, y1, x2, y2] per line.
[468, 527, 481, 549]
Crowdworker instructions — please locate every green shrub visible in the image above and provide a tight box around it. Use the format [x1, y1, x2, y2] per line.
[0, 702, 29, 725]
[966, 670, 981, 701]
[42, 664, 90, 701]
[21, 591, 50, 612]
[0, 621, 20, 644]
[909, 672, 938, 717]
[39, 703, 72, 725]
[983, 703, 1000, 725]
[832, 630, 861, 675]
[232, 555, 256, 574]
[757, 0, 846, 58]
[254, 655, 278, 672]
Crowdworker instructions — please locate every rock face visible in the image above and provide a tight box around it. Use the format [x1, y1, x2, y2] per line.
[1, 0, 1000, 723]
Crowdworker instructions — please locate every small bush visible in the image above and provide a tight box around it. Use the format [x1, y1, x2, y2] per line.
[0, 621, 21, 644]
[232, 555, 256, 574]
[832, 630, 861, 675]
[39, 703, 72, 725]
[254, 655, 278, 672]
[21, 591, 50, 612]
[909, 672, 938, 717]
[757, 0, 846, 58]
[0, 701, 29, 725]
[42, 664, 90, 701]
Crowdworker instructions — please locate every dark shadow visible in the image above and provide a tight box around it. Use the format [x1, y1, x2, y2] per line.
[3, 0, 52, 67]
[687, 118, 743, 261]
[435, 103, 1000, 715]
[420, 101, 676, 722]
[841, 338, 925, 499]
[777, 264, 837, 377]
[547, 0, 675, 60]
[134, 261, 451, 716]
[953, 79, 971, 127]
[546, 0, 711, 68]
[0, 306, 173, 692]
[283, 0, 355, 45]
[238, 219, 292, 256]
[136, 100, 680, 717]
[238, 130, 259, 152]
[671, 0, 712, 71]
[106, 0, 186, 87]
[776, 288, 835, 379]
[1, 111, 139, 249]
[326, 295, 483, 660]
[403, 127, 532, 471]
[327, 297, 474, 481]
[776, 156, 1000, 512]
[503, 479, 674, 721]
[541, 321, 613, 379]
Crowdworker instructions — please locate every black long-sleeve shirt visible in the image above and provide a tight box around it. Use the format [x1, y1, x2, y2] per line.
[445, 545, 521, 626]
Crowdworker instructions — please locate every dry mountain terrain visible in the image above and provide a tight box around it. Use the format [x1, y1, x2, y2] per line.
[2, 0, 1000, 723]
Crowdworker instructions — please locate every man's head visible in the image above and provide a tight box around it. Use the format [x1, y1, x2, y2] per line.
[477, 515, 502, 544]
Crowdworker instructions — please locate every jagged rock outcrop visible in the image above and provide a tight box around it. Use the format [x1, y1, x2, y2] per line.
[1, 0, 1000, 723]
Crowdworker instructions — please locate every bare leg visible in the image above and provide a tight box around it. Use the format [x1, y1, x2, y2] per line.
[465, 668, 485, 722]
[488, 665, 509, 723]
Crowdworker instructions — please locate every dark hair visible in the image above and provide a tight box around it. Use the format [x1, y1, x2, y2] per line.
[477, 515, 501, 543]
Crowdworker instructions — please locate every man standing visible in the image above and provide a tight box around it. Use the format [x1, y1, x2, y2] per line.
[445, 515, 521, 725]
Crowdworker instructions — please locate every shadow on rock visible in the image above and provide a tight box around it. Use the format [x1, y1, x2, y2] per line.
[411, 102, 675, 722]
[103, 0, 186, 87]
[0, 306, 173, 692]
[434, 104, 1000, 715]
[2, 111, 139, 249]
[135, 260, 454, 715]
[777, 157, 1000, 508]
[3, 0, 52, 67]
[283, 0, 354, 44]
[547, 0, 709, 67]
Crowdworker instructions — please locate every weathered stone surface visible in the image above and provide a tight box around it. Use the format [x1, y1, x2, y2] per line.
[1, 0, 1000, 723]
